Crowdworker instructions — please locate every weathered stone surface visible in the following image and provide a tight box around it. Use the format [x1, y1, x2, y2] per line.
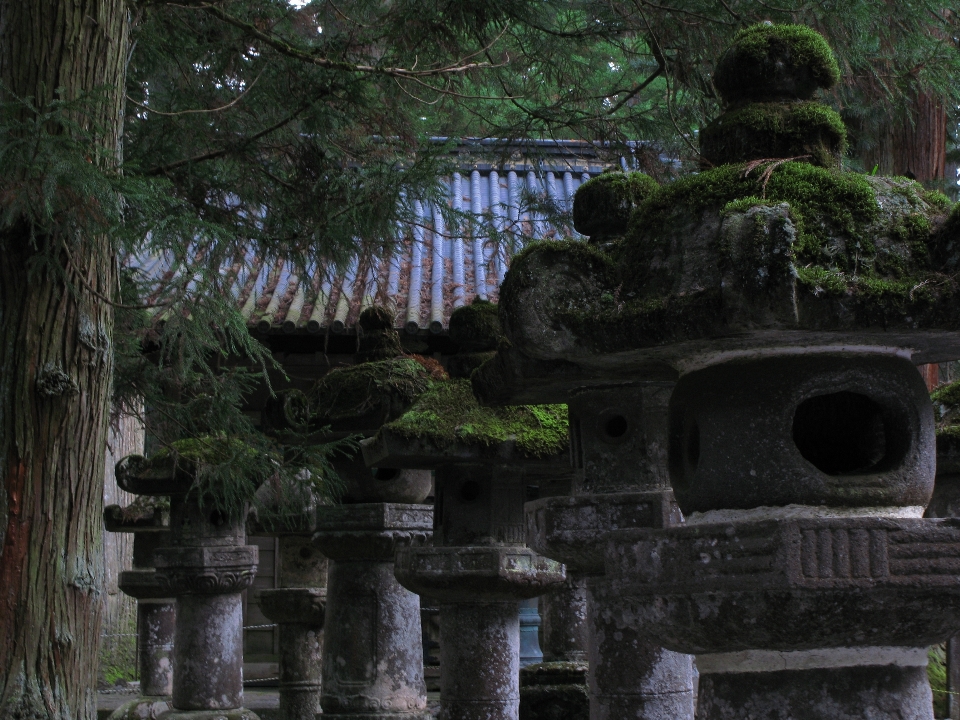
[474, 176, 957, 406]
[315, 502, 432, 720]
[438, 602, 520, 720]
[337, 452, 433, 505]
[172, 594, 246, 711]
[396, 546, 564, 603]
[568, 384, 673, 494]
[259, 588, 326, 720]
[254, 532, 328, 720]
[115, 455, 261, 720]
[696, 663, 933, 720]
[108, 697, 172, 720]
[139, 600, 176, 697]
[601, 516, 960, 653]
[668, 354, 935, 514]
[540, 577, 587, 664]
[107, 597, 175, 719]
[526, 492, 681, 573]
[105, 500, 177, 720]
[153, 545, 258, 595]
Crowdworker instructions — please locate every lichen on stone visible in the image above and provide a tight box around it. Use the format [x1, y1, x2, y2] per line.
[572, 171, 659, 240]
[383, 378, 568, 457]
[714, 23, 840, 103]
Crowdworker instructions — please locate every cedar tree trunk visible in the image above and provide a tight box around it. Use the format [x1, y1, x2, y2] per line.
[860, 90, 947, 182]
[0, 2, 129, 718]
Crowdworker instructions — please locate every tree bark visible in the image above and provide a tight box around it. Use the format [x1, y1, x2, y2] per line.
[859, 90, 947, 182]
[0, 2, 128, 718]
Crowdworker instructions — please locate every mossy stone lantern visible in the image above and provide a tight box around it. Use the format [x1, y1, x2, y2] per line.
[115, 445, 261, 720]
[363, 302, 567, 720]
[474, 22, 960, 720]
[267, 306, 435, 720]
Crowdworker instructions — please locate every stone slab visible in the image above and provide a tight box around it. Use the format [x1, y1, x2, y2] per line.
[526, 492, 681, 573]
[395, 546, 565, 602]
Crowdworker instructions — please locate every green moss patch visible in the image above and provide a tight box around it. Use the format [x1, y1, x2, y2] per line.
[623, 162, 880, 296]
[384, 378, 568, 457]
[714, 23, 840, 103]
[932, 380, 960, 427]
[310, 358, 432, 423]
[700, 101, 846, 168]
[572, 171, 659, 240]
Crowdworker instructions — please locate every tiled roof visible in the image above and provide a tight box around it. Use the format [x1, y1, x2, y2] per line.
[137, 141, 626, 334]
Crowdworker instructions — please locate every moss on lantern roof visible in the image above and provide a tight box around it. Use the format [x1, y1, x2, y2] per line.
[449, 298, 502, 352]
[383, 378, 568, 458]
[618, 162, 949, 293]
[714, 23, 840, 103]
[311, 357, 432, 423]
[700, 101, 847, 168]
[151, 436, 265, 466]
[572, 171, 659, 240]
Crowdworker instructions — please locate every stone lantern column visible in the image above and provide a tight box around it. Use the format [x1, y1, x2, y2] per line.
[103, 500, 176, 720]
[257, 533, 328, 720]
[392, 463, 565, 720]
[313, 461, 434, 720]
[116, 454, 261, 720]
[526, 386, 695, 720]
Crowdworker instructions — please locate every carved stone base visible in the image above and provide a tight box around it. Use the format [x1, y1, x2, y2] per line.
[315, 503, 432, 719]
[603, 517, 960, 652]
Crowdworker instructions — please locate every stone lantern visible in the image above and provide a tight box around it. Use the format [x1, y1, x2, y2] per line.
[103, 497, 175, 720]
[266, 306, 436, 720]
[248, 485, 328, 720]
[473, 22, 960, 720]
[116, 445, 261, 720]
[363, 301, 568, 720]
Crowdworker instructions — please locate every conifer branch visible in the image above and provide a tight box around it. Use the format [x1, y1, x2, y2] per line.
[126, 70, 262, 117]
[145, 103, 310, 175]
[192, 3, 498, 79]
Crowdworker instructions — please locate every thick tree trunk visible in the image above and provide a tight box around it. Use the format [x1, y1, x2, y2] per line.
[859, 90, 947, 182]
[0, 2, 128, 718]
